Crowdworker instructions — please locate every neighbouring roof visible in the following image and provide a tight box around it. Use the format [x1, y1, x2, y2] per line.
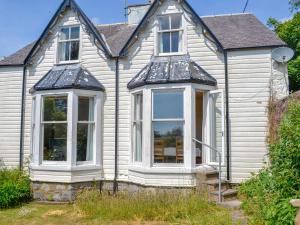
[202, 14, 286, 50]
[0, 13, 286, 66]
[127, 55, 217, 89]
[30, 64, 105, 93]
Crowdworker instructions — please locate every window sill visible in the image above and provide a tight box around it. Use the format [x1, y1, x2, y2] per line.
[55, 60, 80, 66]
[157, 52, 186, 57]
[128, 165, 197, 174]
[30, 164, 102, 172]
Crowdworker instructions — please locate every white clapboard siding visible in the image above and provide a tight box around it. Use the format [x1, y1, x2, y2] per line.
[23, 9, 116, 180]
[0, 66, 23, 168]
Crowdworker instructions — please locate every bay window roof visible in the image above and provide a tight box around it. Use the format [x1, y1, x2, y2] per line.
[30, 64, 105, 93]
[127, 55, 217, 90]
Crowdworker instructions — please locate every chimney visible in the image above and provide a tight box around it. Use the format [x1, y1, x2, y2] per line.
[127, 2, 152, 24]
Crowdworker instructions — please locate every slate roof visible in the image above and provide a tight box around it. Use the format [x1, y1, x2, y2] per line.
[30, 64, 105, 93]
[202, 14, 286, 50]
[96, 23, 137, 56]
[0, 13, 286, 66]
[127, 55, 217, 89]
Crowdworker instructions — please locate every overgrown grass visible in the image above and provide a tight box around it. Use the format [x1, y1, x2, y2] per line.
[74, 189, 234, 225]
[0, 168, 32, 209]
[239, 99, 300, 225]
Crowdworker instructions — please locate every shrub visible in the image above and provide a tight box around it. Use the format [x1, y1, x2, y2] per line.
[239, 100, 300, 225]
[0, 169, 32, 209]
[74, 189, 233, 224]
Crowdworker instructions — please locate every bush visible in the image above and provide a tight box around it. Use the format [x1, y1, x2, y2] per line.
[0, 169, 32, 209]
[239, 100, 300, 225]
[74, 189, 233, 224]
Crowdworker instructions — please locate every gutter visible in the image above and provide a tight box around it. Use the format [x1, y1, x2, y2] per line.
[19, 65, 27, 170]
[224, 50, 230, 181]
[113, 57, 120, 194]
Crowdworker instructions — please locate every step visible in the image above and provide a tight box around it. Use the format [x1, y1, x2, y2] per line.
[204, 170, 219, 180]
[218, 200, 242, 209]
[210, 189, 238, 202]
[203, 179, 229, 191]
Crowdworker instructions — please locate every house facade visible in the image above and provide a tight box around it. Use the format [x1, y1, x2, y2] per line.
[0, 0, 288, 200]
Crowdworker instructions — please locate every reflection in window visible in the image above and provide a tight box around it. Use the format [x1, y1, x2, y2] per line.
[58, 26, 80, 62]
[158, 14, 183, 54]
[153, 91, 184, 164]
[77, 97, 94, 162]
[42, 96, 68, 161]
[133, 93, 143, 162]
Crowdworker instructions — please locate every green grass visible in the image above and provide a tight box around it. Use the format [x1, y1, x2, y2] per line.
[0, 190, 241, 225]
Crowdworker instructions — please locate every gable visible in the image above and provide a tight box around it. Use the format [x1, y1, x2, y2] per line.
[25, 0, 112, 65]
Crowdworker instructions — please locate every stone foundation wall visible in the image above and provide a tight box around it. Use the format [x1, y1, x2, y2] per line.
[32, 181, 194, 202]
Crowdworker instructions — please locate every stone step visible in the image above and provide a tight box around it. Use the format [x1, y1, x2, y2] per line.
[210, 189, 238, 202]
[218, 200, 242, 209]
[203, 179, 229, 191]
[204, 170, 219, 180]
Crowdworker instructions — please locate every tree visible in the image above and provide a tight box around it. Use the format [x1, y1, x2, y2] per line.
[289, 0, 300, 11]
[268, 12, 300, 91]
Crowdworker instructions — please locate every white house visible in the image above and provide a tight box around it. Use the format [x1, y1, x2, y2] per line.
[0, 0, 288, 201]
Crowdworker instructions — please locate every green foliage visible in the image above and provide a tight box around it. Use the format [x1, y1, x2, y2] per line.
[268, 13, 300, 91]
[75, 190, 234, 224]
[239, 100, 300, 225]
[289, 0, 300, 12]
[0, 169, 32, 209]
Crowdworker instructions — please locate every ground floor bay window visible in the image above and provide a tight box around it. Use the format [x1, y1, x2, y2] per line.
[29, 65, 104, 182]
[129, 84, 225, 173]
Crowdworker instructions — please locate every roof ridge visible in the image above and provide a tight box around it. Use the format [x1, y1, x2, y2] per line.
[201, 13, 253, 18]
[96, 22, 130, 27]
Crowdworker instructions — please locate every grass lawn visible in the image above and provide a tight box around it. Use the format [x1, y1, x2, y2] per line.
[0, 190, 244, 225]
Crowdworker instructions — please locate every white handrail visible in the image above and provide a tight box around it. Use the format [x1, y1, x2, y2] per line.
[193, 138, 222, 203]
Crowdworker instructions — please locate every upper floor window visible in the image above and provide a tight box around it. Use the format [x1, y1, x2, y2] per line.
[58, 26, 80, 62]
[158, 14, 183, 54]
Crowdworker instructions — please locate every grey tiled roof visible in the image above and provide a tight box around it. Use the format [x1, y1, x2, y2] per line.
[96, 23, 137, 56]
[127, 55, 217, 89]
[202, 14, 286, 50]
[0, 14, 286, 66]
[30, 64, 105, 93]
[0, 42, 35, 66]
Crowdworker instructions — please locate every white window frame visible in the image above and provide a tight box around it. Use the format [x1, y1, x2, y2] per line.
[151, 88, 185, 167]
[30, 89, 103, 171]
[57, 25, 81, 64]
[156, 13, 185, 56]
[131, 92, 143, 164]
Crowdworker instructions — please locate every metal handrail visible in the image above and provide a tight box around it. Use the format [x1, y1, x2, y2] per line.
[193, 138, 222, 203]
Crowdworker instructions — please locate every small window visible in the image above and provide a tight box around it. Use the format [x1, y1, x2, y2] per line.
[58, 26, 80, 62]
[77, 97, 95, 162]
[152, 91, 184, 164]
[133, 93, 143, 162]
[158, 14, 183, 54]
[42, 96, 68, 161]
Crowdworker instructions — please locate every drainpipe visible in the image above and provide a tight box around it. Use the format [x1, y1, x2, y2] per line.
[224, 50, 230, 181]
[113, 57, 120, 194]
[19, 65, 27, 170]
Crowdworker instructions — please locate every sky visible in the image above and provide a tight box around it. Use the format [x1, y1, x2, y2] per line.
[0, 0, 292, 58]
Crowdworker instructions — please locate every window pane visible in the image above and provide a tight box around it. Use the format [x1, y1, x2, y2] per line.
[153, 121, 184, 164]
[160, 32, 171, 53]
[43, 96, 67, 121]
[60, 28, 69, 40]
[43, 123, 67, 161]
[171, 31, 180, 52]
[78, 97, 94, 121]
[134, 122, 142, 162]
[59, 42, 70, 61]
[153, 91, 184, 119]
[71, 27, 80, 39]
[134, 94, 143, 121]
[159, 16, 170, 30]
[70, 41, 79, 61]
[77, 123, 94, 162]
[171, 14, 182, 29]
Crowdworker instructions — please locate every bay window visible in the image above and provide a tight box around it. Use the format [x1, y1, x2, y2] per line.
[152, 90, 184, 164]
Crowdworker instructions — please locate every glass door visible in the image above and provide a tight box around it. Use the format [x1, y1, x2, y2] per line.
[207, 90, 225, 164]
